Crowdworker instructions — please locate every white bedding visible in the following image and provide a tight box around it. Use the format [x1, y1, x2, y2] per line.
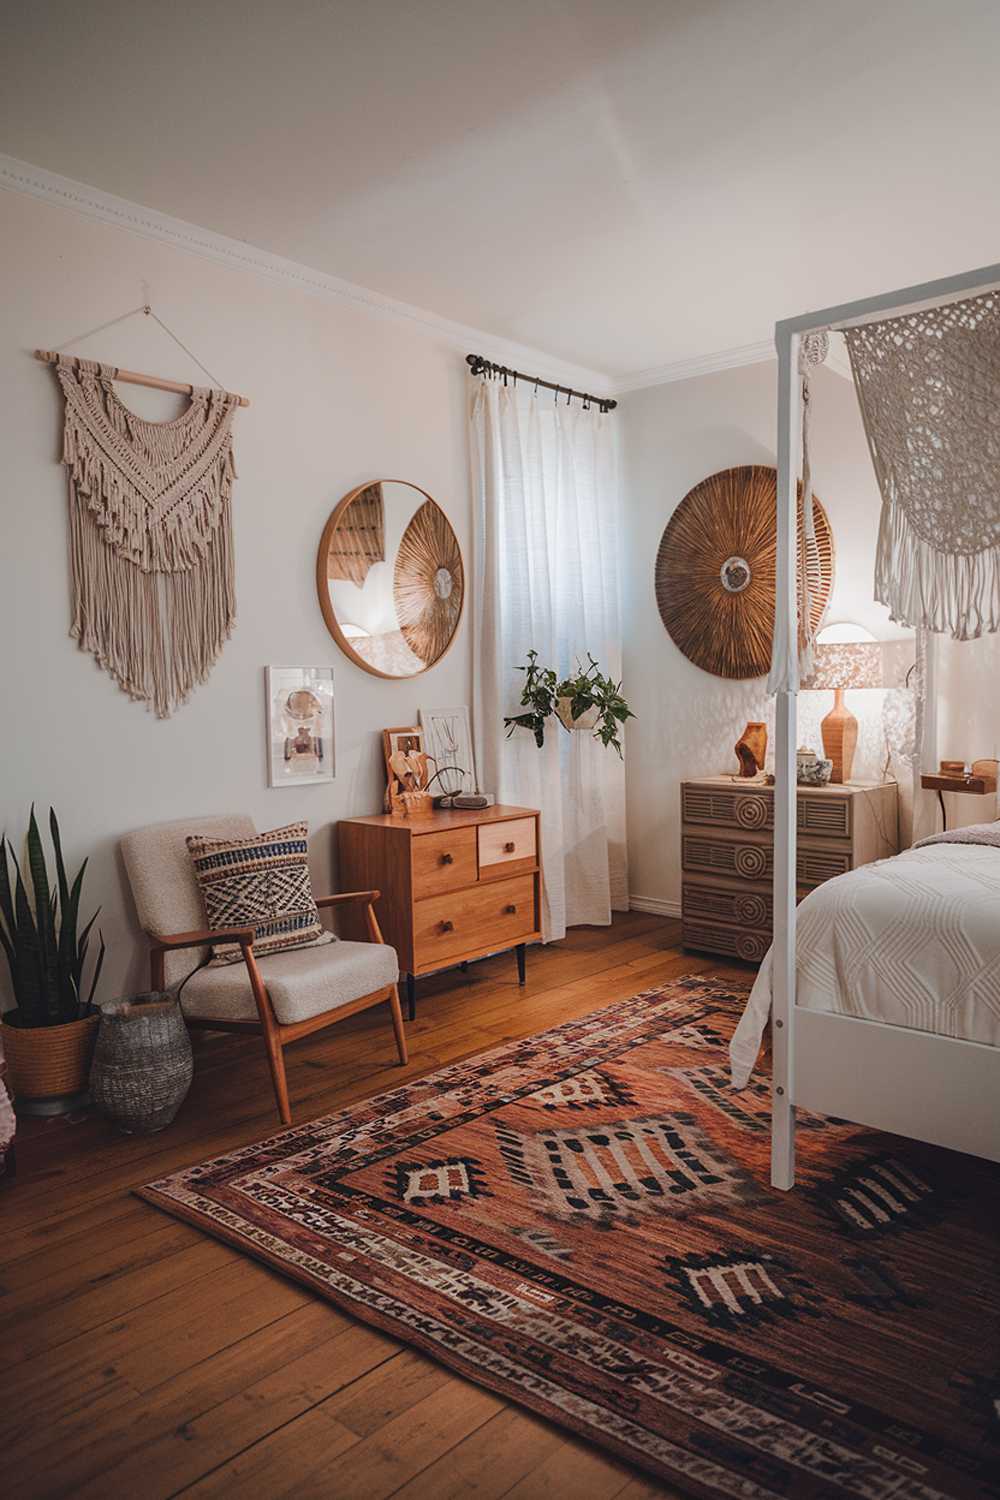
[730, 840, 1000, 1087]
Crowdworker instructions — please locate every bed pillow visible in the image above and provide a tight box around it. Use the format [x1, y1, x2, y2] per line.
[186, 821, 333, 966]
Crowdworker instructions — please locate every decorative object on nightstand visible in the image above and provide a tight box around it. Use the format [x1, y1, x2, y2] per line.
[921, 757, 999, 830]
[734, 721, 768, 777]
[338, 806, 542, 1018]
[654, 466, 835, 680]
[681, 776, 898, 962]
[90, 993, 193, 1133]
[796, 747, 833, 785]
[800, 622, 885, 784]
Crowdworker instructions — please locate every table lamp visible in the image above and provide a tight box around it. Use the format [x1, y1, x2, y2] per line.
[800, 624, 884, 784]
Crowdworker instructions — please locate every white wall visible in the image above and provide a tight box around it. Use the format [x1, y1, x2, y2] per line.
[0, 188, 474, 1003]
[621, 360, 914, 912]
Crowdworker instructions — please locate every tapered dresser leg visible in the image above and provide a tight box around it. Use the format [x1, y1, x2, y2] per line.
[515, 943, 526, 986]
[406, 972, 416, 1021]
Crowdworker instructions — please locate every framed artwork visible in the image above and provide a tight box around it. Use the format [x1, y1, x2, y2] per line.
[419, 706, 477, 795]
[266, 666, 335, 787]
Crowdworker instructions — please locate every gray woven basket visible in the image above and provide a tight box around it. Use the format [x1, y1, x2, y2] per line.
[90, 993, 193, 1134]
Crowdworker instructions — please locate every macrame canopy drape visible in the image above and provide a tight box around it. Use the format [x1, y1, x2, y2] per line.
[845, 289, 1000, 643]
[55, 356, 238, 718]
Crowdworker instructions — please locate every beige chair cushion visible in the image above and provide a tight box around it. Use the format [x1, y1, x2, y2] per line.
[180, 940, 399, 1026]
[121, 815, 256, 988]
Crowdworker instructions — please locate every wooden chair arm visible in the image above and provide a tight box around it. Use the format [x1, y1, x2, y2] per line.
[314, 891, 380, 910]
[149, 925, 255, 952]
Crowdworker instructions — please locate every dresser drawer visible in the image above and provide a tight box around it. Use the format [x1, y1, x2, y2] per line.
[414, 874, 535, 967]
[411, 826, 478, 897]
[798, 844, 852, 888]
[478, 816, 537, 879]
[682, 784, 773, 832]
[798, 796, 851, 839]
[683, 833, 852, 890]
[683, 783, 853, 841]
[682, 880, 772, 930]
[683, 834, 772, 882]
[682, 918, 771, 965]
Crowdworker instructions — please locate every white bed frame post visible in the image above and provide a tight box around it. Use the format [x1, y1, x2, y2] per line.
[771, 261, 1000, 1190]
[771, 327, 801, 1190]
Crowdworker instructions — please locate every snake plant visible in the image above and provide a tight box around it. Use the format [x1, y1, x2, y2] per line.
[0, 807, 105, 1028]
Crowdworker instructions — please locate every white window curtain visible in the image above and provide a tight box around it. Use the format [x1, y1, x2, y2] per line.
[469, 378, 627, 942]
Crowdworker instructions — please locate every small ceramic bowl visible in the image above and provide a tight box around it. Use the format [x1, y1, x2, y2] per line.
[797, 757, 833, 786]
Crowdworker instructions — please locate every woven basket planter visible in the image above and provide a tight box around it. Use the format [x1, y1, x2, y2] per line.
[90, 994, 193, 1134]
[555, 696, 600, 732]
[0, 1013, 100, 1112]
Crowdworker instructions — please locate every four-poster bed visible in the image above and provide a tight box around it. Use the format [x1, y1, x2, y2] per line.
[762, 262, 1000, 1189]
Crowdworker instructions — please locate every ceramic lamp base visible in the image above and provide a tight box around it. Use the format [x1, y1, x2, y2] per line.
[821, 688, 858, 785]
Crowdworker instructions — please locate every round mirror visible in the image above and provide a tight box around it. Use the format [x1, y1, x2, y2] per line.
[317, 480, 464, 678]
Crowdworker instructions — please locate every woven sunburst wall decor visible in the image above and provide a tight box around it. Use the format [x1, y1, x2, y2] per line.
[655, 465, 834, 679]
[393, 500, 464, 666]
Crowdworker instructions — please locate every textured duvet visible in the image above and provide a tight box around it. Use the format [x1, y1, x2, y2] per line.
[730, 833, 1000, 1087]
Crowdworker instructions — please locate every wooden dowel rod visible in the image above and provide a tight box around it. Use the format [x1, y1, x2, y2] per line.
[33, 349, 250, 407]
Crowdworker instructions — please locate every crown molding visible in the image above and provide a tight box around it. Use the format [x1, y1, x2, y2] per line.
[0, 152, 614, 397]
[611, 330, 857, 394]
[611, 339, 775, 394]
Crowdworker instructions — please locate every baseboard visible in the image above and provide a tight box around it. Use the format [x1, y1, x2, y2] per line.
[628, 895, 682, 918]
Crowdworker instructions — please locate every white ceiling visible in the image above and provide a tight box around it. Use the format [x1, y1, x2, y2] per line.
[4, 0, 1000, 383]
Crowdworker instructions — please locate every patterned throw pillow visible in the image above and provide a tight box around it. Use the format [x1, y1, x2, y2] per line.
[187, 822, 333, 966]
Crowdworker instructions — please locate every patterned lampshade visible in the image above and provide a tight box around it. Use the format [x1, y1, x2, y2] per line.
[800, 641, 884, 691]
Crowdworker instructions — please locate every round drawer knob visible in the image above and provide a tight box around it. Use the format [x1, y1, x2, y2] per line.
[735, 797, 769, 830]
[440, 919, 454, 932]
[737, 932, 768, 963]
[440, 852, 454, 865]
[735, 894, 767, 926]
[504, 841, 516, 853]
[734, 845, 768, 879]
[505, 904, 517, 914]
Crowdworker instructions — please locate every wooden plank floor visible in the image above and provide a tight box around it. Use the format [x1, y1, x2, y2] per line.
[2, 913, 748, 1500]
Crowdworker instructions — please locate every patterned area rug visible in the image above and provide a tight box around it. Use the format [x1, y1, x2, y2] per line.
[140, 977, 1000, 1499]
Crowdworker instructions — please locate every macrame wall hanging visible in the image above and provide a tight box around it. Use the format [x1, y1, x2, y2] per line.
[844, 290, 1000, 642]
[40, 311, 245, 717]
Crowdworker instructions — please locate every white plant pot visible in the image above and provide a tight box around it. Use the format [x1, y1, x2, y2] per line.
[556, 696, 600, 732]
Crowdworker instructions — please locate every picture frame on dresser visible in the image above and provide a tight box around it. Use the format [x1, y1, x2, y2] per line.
[338, 805, 542, 1018]
[419, 706, 477, 796]
[680, 776, 898, 962]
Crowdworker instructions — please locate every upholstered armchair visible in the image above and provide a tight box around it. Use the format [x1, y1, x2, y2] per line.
[120, 815, 407, 1125]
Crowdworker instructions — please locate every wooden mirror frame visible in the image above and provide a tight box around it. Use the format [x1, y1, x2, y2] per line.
[316, 479, 465, 680]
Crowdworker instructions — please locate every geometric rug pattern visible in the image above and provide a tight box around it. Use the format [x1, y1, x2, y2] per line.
[140, 976, 1000, 1499]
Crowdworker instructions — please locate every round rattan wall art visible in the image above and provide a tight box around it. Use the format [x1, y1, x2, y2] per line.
[655, 465, 834, 680]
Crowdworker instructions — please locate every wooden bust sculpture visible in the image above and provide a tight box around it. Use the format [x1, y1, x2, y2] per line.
[735, 721, 768, 778]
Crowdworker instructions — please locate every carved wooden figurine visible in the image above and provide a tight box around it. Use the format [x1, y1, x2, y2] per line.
[735, 721, 768, 778]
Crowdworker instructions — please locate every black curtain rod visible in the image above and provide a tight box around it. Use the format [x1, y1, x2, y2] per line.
[466, 354, 617, 412]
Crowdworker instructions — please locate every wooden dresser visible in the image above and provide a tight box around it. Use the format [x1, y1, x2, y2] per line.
[337, 805, 542, 1017]
[681, 776, 898, 963]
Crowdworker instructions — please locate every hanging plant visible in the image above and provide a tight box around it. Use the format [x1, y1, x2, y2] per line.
[504, 651, 634, 756]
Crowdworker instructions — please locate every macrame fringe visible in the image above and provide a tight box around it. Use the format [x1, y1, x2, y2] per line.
[875, 497, 1000, 641]
[69, 485, 235, 718]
